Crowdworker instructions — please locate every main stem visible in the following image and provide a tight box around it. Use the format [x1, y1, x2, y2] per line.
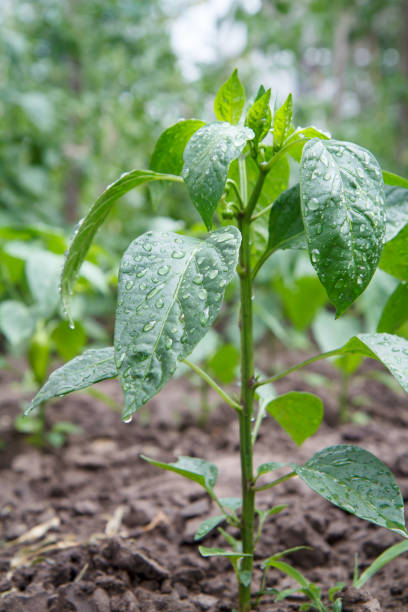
[238, 210, 256, 611]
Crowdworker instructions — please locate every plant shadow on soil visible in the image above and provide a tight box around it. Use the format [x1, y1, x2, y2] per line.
[0, 346, 408, 612]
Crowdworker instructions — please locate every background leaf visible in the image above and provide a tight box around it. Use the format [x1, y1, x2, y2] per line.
[266, 391, 323, 446]
[384, 185, 408, 242]
[61, 169, 182, 320]
[377, 282, 408, 333]
[292, 445, 406, 535]
[26, 347, 117, 413]
[114, 227, 240, 418]
[182, 122, 253, 228]
[300, 139, 385, 316]
[0, 300, 35, 347]
[214, 69, 246, 125]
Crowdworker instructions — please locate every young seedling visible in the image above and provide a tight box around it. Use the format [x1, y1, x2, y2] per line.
[27, 70, 408, 610]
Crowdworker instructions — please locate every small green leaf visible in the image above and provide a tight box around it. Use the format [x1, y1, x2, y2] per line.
[149, 119, 205, 206]
[266, 391, 323, 446]
[141, 455, 218, 494]
[194, 515, 225, 541]
[292, 445, 406, 534]
[199, 546, 251, 559]
[219, 497, 242, 512]
[245, 88, 271, 145]
[300, 139, 386, 316]
[256, 462, 286, 478]
[377, 282, 408, 333]
[384, 185, 408, 242]
[329, 582, 345, 602]
[61, 169, 183, 320]
[267, 184, 306, 252]
[273, 94, 293, 149]
[214, 69, 246, 125]
[263, 559, 309, 588]
[354, 540, 408, 589]
[182, 122, 254, 228]
[263, 546, 312, 566]
[26, 347, 117, 414]
[383, 170, 408, 189]
[115, 227, 240, 418]
[380, 224, 408, 281]
[0, 300, 35, 347]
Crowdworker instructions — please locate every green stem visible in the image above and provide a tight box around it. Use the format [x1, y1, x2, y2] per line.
[260, 138, 305, 173]
[254, 471, 296, 492]
[244, 170, 266, 221]
[239, 157, 248, 206]
[182, 358, 242, 412]
[339, 369, 350, 423]
[254, 348, 346, 388]
[226, 179, 245, 211]
[250, 200, 275, 222]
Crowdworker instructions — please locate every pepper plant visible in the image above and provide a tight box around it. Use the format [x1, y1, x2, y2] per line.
[27, 70, 408, 610]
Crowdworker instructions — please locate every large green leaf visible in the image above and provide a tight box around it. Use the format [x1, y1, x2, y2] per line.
[60, 169, 183, 321]
[273, 94, 293, 149]
[377, 282, 408, 333]
[213, 69, 246, 125]
[266, 391, 323, 446]
[25, 347, 117, 413]
[384, 185, 408, 242]
[141, 455, 218, 494]
[245, 88, 271, 145]
[292, 445, 406, 535]
[300, 139, 385, 316]
[114, 227, 241, 418]
[149, 119, 205, 206]
[182, 122, 254, 229]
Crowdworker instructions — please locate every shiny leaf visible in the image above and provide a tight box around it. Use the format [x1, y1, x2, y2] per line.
[292, 445, 406, 534]
[266, 391, 323, 446]
[141, 455, 218, 494]
[300, 139, 385, 316]
[182, 122, 254, 228]
[214, 69, 246, 125]
[273, 94, 293, 149]
[61, 169, 182, 321]
[245, 88, 271, 145]
[114, 227, 241, 418]
[26, 347, 117, 413]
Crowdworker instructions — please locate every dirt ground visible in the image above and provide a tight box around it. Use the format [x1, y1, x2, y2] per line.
[0, 345, 408, 612]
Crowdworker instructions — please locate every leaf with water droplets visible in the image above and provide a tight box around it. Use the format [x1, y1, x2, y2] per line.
[214, 69, 246, 125]
[60, 169, 183, 322]
[114, 227, 241, 418]
[292, 445, 407, 535]
[182, 122, 254, 229]
[273, 93, 293, 149]
[149, 119, 205, 206]
[25, 347, 117, 414]
[266, 391, 323, 446]
[377, 283, 408, 334]
[245, 88, 271, 145]
[300, 139, 386, 316]
[141, 455, 218, 494]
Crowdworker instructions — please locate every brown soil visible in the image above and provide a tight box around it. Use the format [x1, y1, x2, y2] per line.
[0, 348, 408, 612]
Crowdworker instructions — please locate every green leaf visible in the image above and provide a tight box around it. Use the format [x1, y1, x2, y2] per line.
[219, 497, 242, 512]
[0, 300, 35, 347]
[114, 227, 240, 418]
[208, 343, 239, 384]
[198, 546, 251, 559]
[245, 88, 271, 145]
[354, 539, 408, 589]
[384, 185, 408, 242]
[292, 445, 406, 535]
[51, 320, 87, 362]
[182, 122, 254, 228]
[380, 223, 408, 281]
[267, 185, 306, 252]
[300, 139, 386, 316]
[194, 515, 225, 541]
[263, 546, 312, 566]
[214, 69, 246, 125]
[377, 282, 408, 333]
[239, 570, 252, 588]
[149, 119, 205, 206]
[60, 169, 182, 321]
[141, 455, 218, 494]
[266, 391, 323, 446]
[26, 250, 61, 317]
[263, 559, 309, 588]
[26, 347, 117, 414]
[273, 94, 293, 149]
[256, 462, 286, 478]
[383, 170, 408, 189]
[285, 126, 330, 162]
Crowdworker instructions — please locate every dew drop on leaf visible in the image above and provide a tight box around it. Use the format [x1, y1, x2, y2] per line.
[200, 306, 210, 326]
[124, 416, 132, 424]
[143, 320, 156, 332]
[157, 265, 170, 276]
[172, 249, 186, 259]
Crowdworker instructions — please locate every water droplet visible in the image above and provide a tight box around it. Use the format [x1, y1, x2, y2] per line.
[158, 265, 170, 276]
[143, 243, 152, 252]
[147, 284, 163, 300]
[155, 298, 164, 309]
[125, 280, 134, 290]
[143, 321, 156, 332]
[165, 336, 173, 349]
[139, 282, 147, 291]
[193, 274, 203, 285]
[198, 288, 207, 300]
[124, 416, 132, 423]
[180, 313, 185, 322]
[200, 306, 210, 326]
[208, 269, 219, 279]
[308, 198, 320, 211]
[136, 269, 147, 278]
[172, 249, 185, 259]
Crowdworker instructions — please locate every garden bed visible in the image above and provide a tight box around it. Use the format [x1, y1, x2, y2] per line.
[0, 349, 407, 611]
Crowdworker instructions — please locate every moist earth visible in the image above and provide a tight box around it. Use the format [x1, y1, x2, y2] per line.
[0, 346, 407, 611]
